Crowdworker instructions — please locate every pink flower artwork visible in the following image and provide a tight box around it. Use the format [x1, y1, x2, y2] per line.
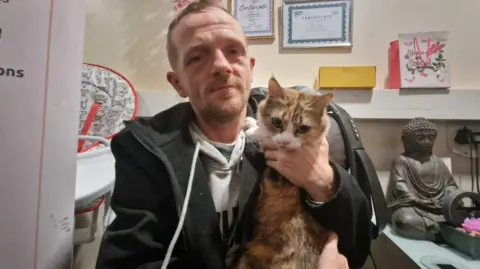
[398, 31, 451, 88]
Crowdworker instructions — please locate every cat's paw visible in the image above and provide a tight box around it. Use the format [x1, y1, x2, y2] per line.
[244, 117, 260, 142]
[244, 116, 258, 130]
[245, 126, 261, 142]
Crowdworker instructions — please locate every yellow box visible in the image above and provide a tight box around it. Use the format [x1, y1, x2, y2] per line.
[317, 66, 376, 89]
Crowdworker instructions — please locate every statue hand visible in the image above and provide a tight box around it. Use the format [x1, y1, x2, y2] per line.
[420, 199, 433, 205]
[416, 198, 430, 205]
[416, 198, 438, 207]
[415, 198, 442, 210]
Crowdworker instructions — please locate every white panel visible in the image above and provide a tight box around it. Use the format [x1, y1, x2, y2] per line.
[36, 0, 86, 268]
[316, 89, 480, 120]
[0, 1, 51, 268]
[135, 89, 480, 120]
[0, 0, 85, 268]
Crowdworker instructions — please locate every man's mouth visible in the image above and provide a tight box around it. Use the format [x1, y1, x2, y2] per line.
[214, 85, 235, 91]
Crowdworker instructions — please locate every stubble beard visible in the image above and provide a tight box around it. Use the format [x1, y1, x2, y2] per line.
[201, 90, 248, 124]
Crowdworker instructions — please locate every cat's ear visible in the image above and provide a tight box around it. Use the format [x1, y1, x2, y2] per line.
[314, 92, 333, 108]
[267, 76, 285, 98]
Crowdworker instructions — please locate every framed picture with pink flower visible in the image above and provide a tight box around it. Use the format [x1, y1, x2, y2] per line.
[398, 31, 451, 88]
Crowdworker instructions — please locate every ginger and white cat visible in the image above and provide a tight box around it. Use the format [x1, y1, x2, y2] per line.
[245, 79, 332, 150]
[237, 77, 334, 269]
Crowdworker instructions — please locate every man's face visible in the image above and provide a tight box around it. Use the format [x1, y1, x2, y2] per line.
[167, 8, 255, 123]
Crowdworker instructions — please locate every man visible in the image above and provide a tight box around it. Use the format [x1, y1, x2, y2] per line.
[95, 1, 371, 268]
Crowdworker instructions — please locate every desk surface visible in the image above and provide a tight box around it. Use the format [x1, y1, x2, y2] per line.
[365, 225, 480, 269]
[364, 232, 419, 269]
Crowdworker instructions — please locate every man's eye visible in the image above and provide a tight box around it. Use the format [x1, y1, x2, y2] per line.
[188, 56, 201, 65]
[229, 49, 238, 54]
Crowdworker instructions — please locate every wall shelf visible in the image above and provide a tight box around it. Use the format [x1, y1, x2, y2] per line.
[135, 89, 480, 121]
[316, 89, 480, 120]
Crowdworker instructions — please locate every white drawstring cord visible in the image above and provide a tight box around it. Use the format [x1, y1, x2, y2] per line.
[161, 141, 201, 269]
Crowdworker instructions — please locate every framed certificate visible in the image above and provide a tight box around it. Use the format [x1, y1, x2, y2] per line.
[230, 0, 275, 39]
[281, 0, 353, 48]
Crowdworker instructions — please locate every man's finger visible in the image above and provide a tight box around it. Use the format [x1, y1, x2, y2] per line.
[323, 232, 339, 250]
[266, 160, 279, 170]
[260, 138, 278, 150]
[314, 136, 330, 153]
[339, 255, 349, 269]
[264, 150, 278, 161]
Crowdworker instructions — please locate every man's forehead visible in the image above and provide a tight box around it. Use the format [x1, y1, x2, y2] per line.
[172, 8, 242, 44]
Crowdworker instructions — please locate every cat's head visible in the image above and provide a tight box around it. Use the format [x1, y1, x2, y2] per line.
[256, 77, 333, 149]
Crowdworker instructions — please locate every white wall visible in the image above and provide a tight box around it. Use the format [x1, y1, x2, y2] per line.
[84, 0, 480, 90]
[82, 0, 480, 195]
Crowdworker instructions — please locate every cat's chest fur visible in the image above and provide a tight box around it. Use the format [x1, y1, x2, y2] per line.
[235, 166, 327, 269]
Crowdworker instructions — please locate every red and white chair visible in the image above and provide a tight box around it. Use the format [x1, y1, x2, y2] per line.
[74, 63, 137, 245]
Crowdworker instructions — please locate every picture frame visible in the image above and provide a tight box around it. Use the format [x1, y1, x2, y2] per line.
[281, 0, 353, 49]
[229, 0, 275, 40]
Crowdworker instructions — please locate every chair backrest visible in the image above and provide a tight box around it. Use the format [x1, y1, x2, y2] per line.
[78, 63, 138, 152]
[250, 86, 389, 240]
[326, 102, 388, 239]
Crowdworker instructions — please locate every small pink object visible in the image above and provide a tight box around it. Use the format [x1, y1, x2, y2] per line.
[387, 40, 400, 89]
[461, 217, 480, 233]
[173, 0, 192, 10]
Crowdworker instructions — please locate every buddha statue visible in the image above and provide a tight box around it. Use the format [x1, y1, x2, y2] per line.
[386, 117, 462, 242]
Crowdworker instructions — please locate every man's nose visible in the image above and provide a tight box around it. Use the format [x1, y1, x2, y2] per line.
[212, 50, 233, 76]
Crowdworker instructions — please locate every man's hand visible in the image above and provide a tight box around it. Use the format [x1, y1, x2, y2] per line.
[261, 137, 335, 202]
[318, 232, 349, 269]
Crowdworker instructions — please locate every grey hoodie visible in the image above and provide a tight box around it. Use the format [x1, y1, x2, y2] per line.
[189, 122, 245, 231]
[188, 122, 246, 265]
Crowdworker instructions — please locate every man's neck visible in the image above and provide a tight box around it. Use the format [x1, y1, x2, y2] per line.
[195, 109, 246, 144]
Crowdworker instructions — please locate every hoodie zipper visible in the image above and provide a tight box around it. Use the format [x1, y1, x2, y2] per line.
[126, 122, 190, 252]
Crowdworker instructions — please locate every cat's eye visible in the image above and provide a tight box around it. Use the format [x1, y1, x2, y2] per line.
[296, 125, 311, 134]
[271, 117, 283, 128]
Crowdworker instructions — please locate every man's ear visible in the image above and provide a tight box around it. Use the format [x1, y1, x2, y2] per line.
[167, 71, 187, 98]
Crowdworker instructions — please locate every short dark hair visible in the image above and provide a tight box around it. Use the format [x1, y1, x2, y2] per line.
[166, 0, 232, 69]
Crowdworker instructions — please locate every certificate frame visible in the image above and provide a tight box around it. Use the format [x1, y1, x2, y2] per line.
[230, 0, 275, 40]
[281, 0, 353, 49]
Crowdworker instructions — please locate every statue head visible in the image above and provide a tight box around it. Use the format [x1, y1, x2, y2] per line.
[401, 117, 437, 156]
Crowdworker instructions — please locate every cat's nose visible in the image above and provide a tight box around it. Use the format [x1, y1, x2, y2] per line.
[277, 140, 291, 148]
